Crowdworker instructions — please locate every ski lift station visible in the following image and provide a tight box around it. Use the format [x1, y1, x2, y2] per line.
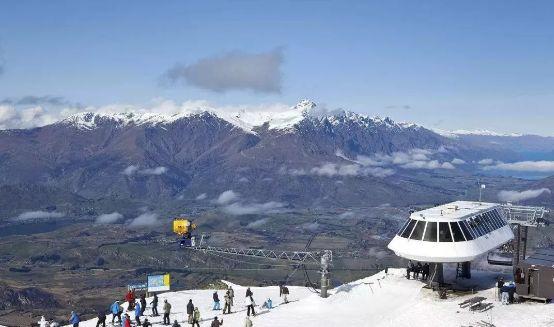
[388, 201, 514, 282]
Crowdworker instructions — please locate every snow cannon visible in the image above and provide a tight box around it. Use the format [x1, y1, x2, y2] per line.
[173, 218, 197, 247]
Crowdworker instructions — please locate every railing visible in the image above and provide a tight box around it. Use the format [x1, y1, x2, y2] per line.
[501, 204, 549, 227]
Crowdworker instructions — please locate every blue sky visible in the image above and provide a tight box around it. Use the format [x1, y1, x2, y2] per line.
[1, 0, 554, 134]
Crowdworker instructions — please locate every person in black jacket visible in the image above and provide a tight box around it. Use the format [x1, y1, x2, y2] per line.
[140, 294, 147, 316]
[150, 293, 159, 316]
[246, 287, 253, 298]
[213, 291, 221, 310]
[95, 311, 106, 327]
[186, 299, 194, 324]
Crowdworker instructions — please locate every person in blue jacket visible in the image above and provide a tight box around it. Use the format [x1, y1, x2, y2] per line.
[135, 302, 142, 325]
[110, 300, 122, 324]
[69, 311, 80, 327]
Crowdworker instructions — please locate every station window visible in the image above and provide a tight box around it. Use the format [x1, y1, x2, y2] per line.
[487, 211, 500, 230]
[492, 210, 506, 227]
[482, 212, 496, 232]
[439, 222, 453, 242]
[410, 220, 426, 240]
[397, 219, 411, 236]
[459, 220, 474, 240]
[423, 221, 437, 242]
[400, 219, 416, 238]
[450, 222, 466, 242]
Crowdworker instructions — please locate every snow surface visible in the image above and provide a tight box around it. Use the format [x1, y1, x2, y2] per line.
[71, 269, 553, 327]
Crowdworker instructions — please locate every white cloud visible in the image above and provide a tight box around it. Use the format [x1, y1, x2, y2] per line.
[123, 165, 167, 176]
[451, 158, 466, 165]
[161, 48, 283, 94]
[129, 213, 160, 227]
[95, 212, 123, 224]
[338, 211, 355, 219]
[195, 193, 207, 200]
[0, 105, 61, 130]
[222, 201, 286, 216]
[215, 190, 240, 205]
[123, 165, 139, 175]
[246, 218, 270, 228]
[478, 158, 495, 165]
[400, 160, 454, 170]
[14, 210, 65, 221]
[485, 161, 554, 173]
[497, 188, 551, 202]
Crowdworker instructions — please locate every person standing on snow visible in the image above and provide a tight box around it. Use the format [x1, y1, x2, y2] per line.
[140, 293, 147, 316]
[186, 299, 195, 323]
[223, 291, 232, 314]
[246, 296, 256, 316]
[244, 316, 253, 327]
[110, 300, 122, 324]
[38, 316, 48, 327]
[95, 310, 106, 327]
[281, 285, 289, 304]
[134, 301, 142, 325]
[69, 311, 80, 327]
[213, 291, 221, 310]
[192, 307, 201, 327]
[228, 286, 235, 306]
[125, 290, 136, 311]
[210, 316, 223, 327]
[245, 287, 253, 298]
[163, 299, 172, 325]
[497, 277, 504, 301]
[150, 293, 159, 316]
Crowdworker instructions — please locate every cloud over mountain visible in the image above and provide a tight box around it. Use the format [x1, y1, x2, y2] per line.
[497, 188, 551, 202]
[161, 48, 283, 93]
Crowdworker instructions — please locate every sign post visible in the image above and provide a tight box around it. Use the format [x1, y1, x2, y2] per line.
[147, 274, 171, 293]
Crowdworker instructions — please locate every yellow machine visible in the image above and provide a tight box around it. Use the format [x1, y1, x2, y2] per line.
[173, 218, 197, 247]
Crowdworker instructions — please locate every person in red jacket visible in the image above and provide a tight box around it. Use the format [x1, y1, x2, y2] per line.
[125, 290, 136, 311]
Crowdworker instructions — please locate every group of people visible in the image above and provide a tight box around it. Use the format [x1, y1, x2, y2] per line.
[406, 261, 431, 281]
[497, 277, 517, 305]
[41, 282, 293, 327]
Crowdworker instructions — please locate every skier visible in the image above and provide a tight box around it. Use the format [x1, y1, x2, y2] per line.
[125, 290, 136, 311]
[213, 291, 221, 310]
[95, 311, 106, 327]
[192, 307, 201, 327]
[38, 316, 48, 327]
[172, 320, 181, 327]
[186, 299, 194, 323]
[140, 294, 147, 316]
[135, 301, 142, 325]
[210, 316, 223, 327]
[244, 316, 253, 327]
[69, 311, 80, 327]
[163, 299, 172, 325]
[110, 300, 122, 324]
[245, 287, 253, 298]
[142, 318, 152, 327]
[246, 296, 256, 316]
[281, 286, 289, 304]
[150, 293, 159, 316]
[223, 291, 232, 314]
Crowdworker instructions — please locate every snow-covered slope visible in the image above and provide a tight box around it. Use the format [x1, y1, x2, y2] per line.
[72, 269, 553, 327]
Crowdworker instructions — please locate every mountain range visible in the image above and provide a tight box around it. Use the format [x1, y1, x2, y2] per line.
[0, 100, 552, 220]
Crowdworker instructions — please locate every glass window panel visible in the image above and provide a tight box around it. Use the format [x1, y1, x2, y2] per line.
[400, 219, 417, 238]
[491, 211, 502, 229]
[475, 215, 487, 236]
[482, 213, 494, 233]
[397, 219, 411, 236]
[410, 220, 426, 240]
[488, 212, 500, 229]
[423, 221, 437, 242]
[460, 221, 474, 240]
[494, 210, 506, 226]
[450, 222, 466, 242]
[470, 216, 484, 237]
[439, 222, 453, 242]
